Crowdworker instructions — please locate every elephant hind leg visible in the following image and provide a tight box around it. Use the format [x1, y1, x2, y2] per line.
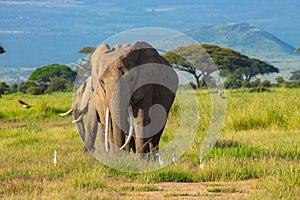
[149, 129, 164, 160]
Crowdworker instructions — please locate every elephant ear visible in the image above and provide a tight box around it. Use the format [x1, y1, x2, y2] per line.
[90, 43, 110, 68]
[132, 41, 162, 66]
[90, 43, 111, 89]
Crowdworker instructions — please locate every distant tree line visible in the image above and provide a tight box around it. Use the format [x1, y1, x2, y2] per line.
[0, 64, 76, 95]
[1, 44, 300, 96]
[162, 44, 298, 90]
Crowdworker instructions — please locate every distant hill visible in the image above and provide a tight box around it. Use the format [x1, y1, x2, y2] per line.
[185, 23, 300, 80]
[186, 23, 298, 62]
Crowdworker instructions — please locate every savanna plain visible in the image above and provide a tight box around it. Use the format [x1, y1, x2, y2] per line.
[0, 88, 299, 199]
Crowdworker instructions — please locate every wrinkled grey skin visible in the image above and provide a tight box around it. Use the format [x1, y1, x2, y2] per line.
[72, 76, 103, 152]
[91, 41, 179, 159]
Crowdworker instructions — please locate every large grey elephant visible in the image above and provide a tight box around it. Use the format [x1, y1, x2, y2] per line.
[90, 41, 179, 158]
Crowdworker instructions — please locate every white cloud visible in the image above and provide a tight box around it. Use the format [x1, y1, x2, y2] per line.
[0, 30, 26, 34]
[0, 0, 82, 7]
[144, 7, 177, 12]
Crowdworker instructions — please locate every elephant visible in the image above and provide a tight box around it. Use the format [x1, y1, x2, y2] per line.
[90, 41, 179, 159]
[60, 76, 101, 152]
[61, 70, 135, 153]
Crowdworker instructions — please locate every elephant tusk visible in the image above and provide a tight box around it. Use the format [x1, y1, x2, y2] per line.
[120, 107, 134, 150]
[72, 113, 84, 123]
[105, 107, 109, 152]
[60, 108, 73, 116]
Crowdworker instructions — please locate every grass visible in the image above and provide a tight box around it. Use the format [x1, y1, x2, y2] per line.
[0, 88, 299, 199]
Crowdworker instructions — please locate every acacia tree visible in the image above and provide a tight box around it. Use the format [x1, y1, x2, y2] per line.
[164, 44, 279, 89]
[163, 44, 216, 89]
[201, 44, 279, 81]
[78, 46, 95, 54]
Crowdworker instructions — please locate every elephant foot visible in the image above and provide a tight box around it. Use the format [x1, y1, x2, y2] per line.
[83, 145, 95, 154]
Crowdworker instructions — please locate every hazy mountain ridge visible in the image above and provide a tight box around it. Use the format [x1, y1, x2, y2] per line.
[0, 67, 34, 85]
[185, 23, 300, 81]
[1, 23, 300, 84]
[186, 23, 299, 62]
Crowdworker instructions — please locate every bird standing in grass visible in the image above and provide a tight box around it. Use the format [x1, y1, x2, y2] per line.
[172, 154, 178, 163]
[18, 100, 31, 108]
[54, 150, 57, 166]
[156, 152, 164, 166]
[200, 154, 204, 169]
[218, 90, 226, 99]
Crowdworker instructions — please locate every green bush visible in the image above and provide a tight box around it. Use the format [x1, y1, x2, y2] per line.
[29, 64, 76, 83]
[249, 86, 270, 93]
[261, 80, 271, 88]
[284, 81, 300, 88]
[48, 76, 67, 92]
[8, 83, 18, 94]
[0, 82, 9, 94]
[224, 76, 242, 89]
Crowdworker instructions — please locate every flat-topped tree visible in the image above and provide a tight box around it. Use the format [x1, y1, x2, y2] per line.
[201, 44, 279, 81]
[78, 46, 96, 54]
[164, 44, 279, 89]
[163, 44, 215, 89]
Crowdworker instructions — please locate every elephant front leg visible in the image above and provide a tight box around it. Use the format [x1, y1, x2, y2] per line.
[132, 90, 154, 159]
[84, 113, 98, 152]
[111, 119, 125, 154]
[135, 137, 150, 160]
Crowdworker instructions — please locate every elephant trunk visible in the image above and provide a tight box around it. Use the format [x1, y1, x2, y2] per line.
[73, 110, 85, 142]
[110, 86, 130, 151]
[72, 113, 84, 123]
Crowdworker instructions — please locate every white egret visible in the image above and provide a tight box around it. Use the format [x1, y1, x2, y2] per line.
[54, 150, 57, 166]
[200, 154, 204, 169]
[218, 90, 226, 99]
[172, 154, 178, 163]
[156, 152, 164, 166]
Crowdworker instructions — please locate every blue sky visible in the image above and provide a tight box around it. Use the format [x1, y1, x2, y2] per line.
[0, 0, 299, 68]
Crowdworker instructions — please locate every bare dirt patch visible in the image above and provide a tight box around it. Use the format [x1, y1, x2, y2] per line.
[108, 179, 258, 199]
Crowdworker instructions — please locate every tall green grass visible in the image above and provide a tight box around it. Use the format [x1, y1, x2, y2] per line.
[0, 89, 299, 199]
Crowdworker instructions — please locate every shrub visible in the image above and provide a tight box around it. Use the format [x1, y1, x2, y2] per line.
[0, 82, 9, 94]
[8, 83, 18, 94]
[18, 81, 45, 95]
[261, 80, 271, 88]
[48, 76, 67, 92]
[249, 86, 270, 93]
[276, 76, 285, 85]
[29, 64, 76, 83]
[224, 76, 242, 89]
